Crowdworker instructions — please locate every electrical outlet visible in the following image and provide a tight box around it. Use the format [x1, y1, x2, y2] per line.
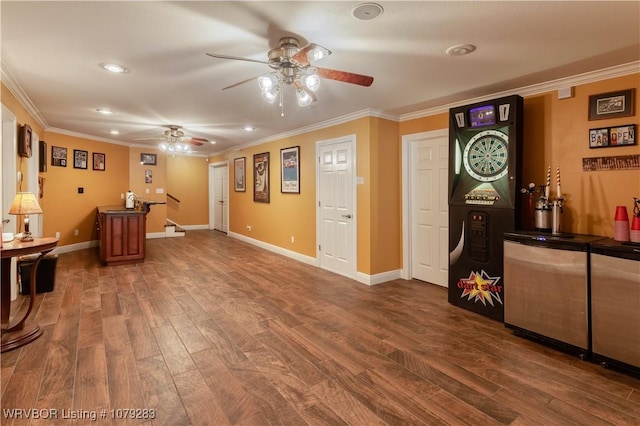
[55, 232, 60, 239]
[246, 225, 252, 231]
[74, 229, 79, 236]
[291, 236, 295, 243]
[120, 193, 124, 199]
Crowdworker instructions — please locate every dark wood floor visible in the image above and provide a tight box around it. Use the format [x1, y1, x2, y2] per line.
[2, 230, 639, 425]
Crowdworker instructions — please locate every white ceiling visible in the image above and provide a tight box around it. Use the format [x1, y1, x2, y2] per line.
[2, 1, 639, 155]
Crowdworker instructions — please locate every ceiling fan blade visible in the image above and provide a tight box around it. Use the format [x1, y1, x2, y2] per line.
[206, 53, 268, 65]
[291, 43, 331, 65]
[133, 136, 163, 141]
[316, 67, 374, 87]
[187, 137, 207, 146]
[223, 75, 260, 90]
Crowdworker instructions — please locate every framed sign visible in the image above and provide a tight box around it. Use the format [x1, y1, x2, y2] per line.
[93, 152, 106, 170]
[140, 153, 157, 165]
[589, 124, 636, 148]
[234, 157, 246, 192]
[280, 146, 300, 193]
[52, 146, 67, 167]
[589, 89, 635, 120]
[253, 152, 270, 203]
[73, 149, 88, 169]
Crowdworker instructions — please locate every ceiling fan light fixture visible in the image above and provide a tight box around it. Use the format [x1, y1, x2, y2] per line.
[261, 86, 280, 104]
[307, 46, 330, 62]
[302, 71, 320, 92]
[258, 73, 279, 91]
[296, 88, 314, 107]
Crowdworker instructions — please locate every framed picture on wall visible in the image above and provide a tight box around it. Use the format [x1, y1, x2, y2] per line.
[52, 146, 67, 167]
[589, 124, 636, 148]
[73, 149, 88, 169]
[18, 124, 32, 158]
[140, 153, 157, 165]
[588, 89, 635, 120]
[234, 157, 246, 192]
[280, 146, 300, 193]
[39, 140, 47, 172]
[93, 152, 106, 170]
[253, 152, 270, 203]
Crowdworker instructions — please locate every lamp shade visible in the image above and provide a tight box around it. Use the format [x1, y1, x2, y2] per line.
[8, 192, 43, 215]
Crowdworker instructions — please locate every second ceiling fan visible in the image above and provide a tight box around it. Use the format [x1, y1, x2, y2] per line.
[206, 37, 374, 108]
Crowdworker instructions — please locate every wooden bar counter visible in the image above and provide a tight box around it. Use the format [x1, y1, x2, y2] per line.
[97, 206, 146, 266]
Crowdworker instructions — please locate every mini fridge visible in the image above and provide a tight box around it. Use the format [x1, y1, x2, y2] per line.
[590, 238, 640, 376]
[503, 231, 605, 358]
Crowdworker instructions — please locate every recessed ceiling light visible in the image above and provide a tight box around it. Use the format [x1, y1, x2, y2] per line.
[109, 130, 120, 135]
[445, 44, 477, 57]
[209, 140, 217, 144]
[96, 108, 115, 114]
[243, 126, 255, 132]
[352, 3, 384, 20]
[101, 63, 128, 73]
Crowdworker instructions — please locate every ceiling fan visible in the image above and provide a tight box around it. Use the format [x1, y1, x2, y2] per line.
[136, 125, 209, 153]
[206, 37, 374, 108]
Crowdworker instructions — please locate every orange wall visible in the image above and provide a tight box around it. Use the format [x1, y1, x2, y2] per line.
[39, 132, 130, 245]
[166, 155, 210, 225]
[128, 147, 167, 233]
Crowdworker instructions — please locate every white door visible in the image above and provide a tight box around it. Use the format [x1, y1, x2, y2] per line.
[212, 164, 228, 232]
[208, 162, 228, 233]
[317, 135, 356, 278]
[2, 104, 18, 299]
[409, 131, 449, 286]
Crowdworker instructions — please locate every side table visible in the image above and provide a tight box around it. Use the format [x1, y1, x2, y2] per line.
[1, 237, 58, 352]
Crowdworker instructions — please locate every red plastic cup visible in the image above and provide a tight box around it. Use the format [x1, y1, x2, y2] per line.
[631, 216, 640, 243]
[615, 205, 629, 221]
[614, 206, 630, 242]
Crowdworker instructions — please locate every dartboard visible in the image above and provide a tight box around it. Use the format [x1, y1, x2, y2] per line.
[463, 130, 509, 182]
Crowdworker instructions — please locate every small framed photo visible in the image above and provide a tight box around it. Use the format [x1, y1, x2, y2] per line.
[253, 152, 270, 203]
[234, 157, 246, 192]
[93, 152, 106, 171]
[73, 149, 88, 169]
[52, 146, 67, 167]
[589, 89, 635, 121]
[280, 146, 300, 193]
[141, 153, 157, 165]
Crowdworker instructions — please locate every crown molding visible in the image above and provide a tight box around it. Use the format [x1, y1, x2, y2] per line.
[1, 65, 49, 129]
[400, 61, 640, 122]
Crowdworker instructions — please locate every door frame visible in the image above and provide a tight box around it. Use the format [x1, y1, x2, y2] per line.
[208, 160, 229, 232]
[315, 134, 357, 279]
[2, 104, 19, 299]
[401, 128, 449, 280]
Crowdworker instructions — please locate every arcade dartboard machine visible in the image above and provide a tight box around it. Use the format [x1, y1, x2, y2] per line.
[448, 95, 523, 321]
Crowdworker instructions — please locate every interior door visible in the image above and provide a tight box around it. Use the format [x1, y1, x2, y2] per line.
[410, 132, 449, 286]
[317, 135, 356, 278]
[212, 164, 228, 233]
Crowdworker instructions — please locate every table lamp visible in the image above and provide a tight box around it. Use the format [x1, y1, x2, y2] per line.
[8, 192, 42, 242]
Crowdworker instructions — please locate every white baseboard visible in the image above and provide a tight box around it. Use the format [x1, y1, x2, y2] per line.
[51, 240, 98, 255]
[227, 231, 400, 285]
[228, 231, 318, 266]
[356, 269, 402, 286]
